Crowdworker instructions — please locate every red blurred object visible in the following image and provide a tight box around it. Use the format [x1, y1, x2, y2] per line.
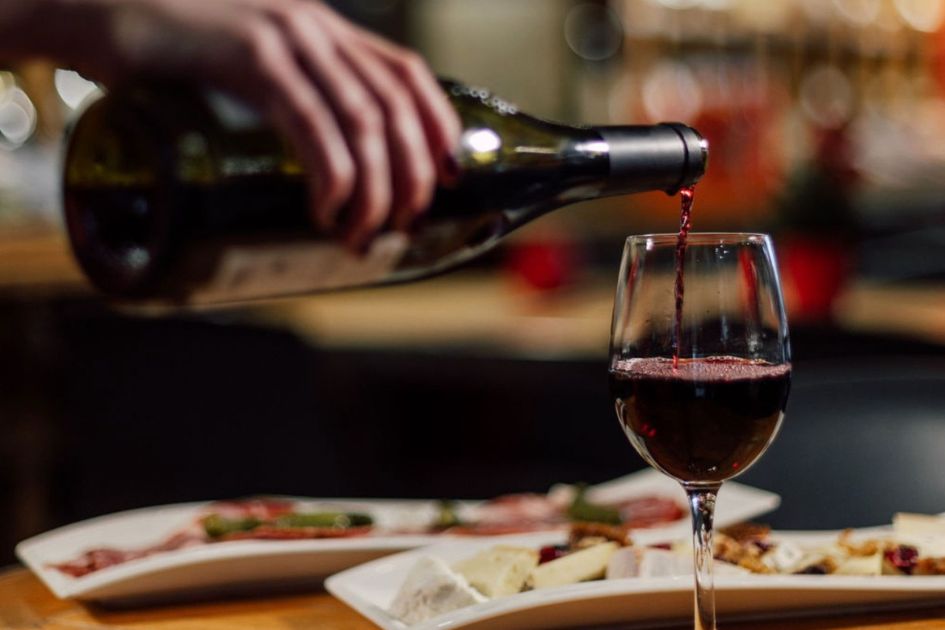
[616, 496, 685, 528]
[504, 237, 581, 291]
[539, 544, 570, 564]
[932, 23, 945, 95]
[778, 236, 854, 322]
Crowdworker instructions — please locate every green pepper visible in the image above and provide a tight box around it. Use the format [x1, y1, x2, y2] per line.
[274, 512, 373, 529]
[433, 500, 463, 529]
[202, 514, 261, 538]
[566, 485, 622, 525]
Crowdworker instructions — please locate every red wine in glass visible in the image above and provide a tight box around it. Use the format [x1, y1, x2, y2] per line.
[609, 356, 790, 483]
[609, 232, 790, 630]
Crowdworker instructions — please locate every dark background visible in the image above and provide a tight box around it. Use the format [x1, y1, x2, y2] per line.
[4, 297, 945, 565]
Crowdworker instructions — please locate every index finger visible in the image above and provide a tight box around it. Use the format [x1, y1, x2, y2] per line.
[315, 9, 461, 181]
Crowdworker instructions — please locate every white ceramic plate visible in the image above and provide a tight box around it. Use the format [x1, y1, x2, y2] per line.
[326, 529, 945, 630]
[15, 470, 778, 604]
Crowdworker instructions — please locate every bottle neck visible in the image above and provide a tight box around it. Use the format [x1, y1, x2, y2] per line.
[595, 123, 708, 196]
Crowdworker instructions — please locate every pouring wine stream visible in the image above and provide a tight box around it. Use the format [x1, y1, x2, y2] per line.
[673, 186, 696, 370]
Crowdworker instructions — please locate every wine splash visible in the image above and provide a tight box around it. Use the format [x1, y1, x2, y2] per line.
[672, 186, 695, 369]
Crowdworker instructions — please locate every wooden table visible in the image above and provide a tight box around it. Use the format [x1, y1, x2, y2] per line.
[4, 567, 945, 630]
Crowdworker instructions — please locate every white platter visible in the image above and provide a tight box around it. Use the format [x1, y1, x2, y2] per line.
[326, 529, 945, 630]
[15, 470, 778, 604]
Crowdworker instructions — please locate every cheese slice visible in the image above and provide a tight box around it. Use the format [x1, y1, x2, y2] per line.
[762, 540, 805, 573]
[527, 542, 618, 590]
[388, 556, 487, 625]
[607, 547, 692, 579]
[606, 546, 643, 579]
[893, 513, 945, 557]
[641, 548, 692, 577]
[894, 513, 945, 539]
[835, 552, 884, 576]
[453, 545, 539, 597]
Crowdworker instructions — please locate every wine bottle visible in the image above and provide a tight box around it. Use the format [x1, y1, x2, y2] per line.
[63, 80, 707, 305]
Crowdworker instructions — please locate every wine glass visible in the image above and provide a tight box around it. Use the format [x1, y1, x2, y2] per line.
[608, 233, 791, 630]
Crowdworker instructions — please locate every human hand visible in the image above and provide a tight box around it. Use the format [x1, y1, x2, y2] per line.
[31, 0, 462, 250]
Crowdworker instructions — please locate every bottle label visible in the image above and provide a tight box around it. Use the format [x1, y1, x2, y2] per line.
[185, 233, 409, 304]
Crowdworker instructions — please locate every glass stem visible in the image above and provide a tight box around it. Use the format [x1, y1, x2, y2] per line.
[685, 483, 721, 630]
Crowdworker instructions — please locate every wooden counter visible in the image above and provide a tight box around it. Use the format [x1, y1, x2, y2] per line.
[4, 567, 945, 630]
[0, 225, 86, 295]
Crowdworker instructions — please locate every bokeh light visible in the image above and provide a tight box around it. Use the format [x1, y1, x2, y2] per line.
[894, 0, 945, 32]
[831, 0, 882, 26]
[565, 3, 624, 62]
[647, 0, 701, 9]
[0, 87, 36, 148]
[733, 0, 793, 31]
[641, 60, 703, 122]
[799, 65, 855, 129]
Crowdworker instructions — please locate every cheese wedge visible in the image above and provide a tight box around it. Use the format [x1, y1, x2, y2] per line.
[527, 542, 618, 590]
[388, 556, 487, 625]
[453, 545, 539, 598]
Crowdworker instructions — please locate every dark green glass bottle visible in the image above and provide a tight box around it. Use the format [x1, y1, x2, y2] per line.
[63, 80, 707, 305]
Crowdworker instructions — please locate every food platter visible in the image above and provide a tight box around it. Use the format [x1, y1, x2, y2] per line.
[17, 498, 445, 604]
[15, 469, 778, 603]
[326, 528, 945, 630]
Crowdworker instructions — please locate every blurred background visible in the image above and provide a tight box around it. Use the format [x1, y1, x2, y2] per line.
[3, 0, 945, 564]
